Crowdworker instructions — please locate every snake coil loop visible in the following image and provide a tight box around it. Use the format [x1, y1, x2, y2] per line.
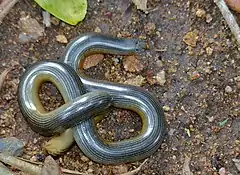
[18, 33, 166, 164]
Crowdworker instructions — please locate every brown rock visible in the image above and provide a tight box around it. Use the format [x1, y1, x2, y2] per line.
[41, 156, 61, 175]
[123, 56, 144, 72]
[83, 54, 104, 69]
[18, 16, 44, 43]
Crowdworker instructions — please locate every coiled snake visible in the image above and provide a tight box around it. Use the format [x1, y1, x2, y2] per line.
[18, 33, 166, 164]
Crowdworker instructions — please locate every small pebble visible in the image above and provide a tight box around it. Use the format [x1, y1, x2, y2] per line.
[196, 9, 206, 18]
[218, 167, 226, 175]
[206, 47, 213, 56]
[87, 168, 94, 173]
[155, 70, 166, 86]
[206, 14, 213, 23]
[30, 156, 37, 162]
[168, 128, 175, 136]
[207, 116, 215, 122]
[129, 129, 134, 133]
[81, 155, 89, 162]
[225, 85, 232, 93]
[144, 22, 156, 34]
[56, 35, 68, 44]
[42, 11, 51, 27]
[163, 105, 170, 112]
[33, 138, 38, 144]
[94, 27, 102, 33]
[101, 168, 109, 175]
[42, 156, 61, 175]
[190, 71, 200, 80]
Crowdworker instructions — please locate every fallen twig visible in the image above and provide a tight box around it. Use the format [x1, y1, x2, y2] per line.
[182, 156, 193, 175]
[0, 153, 86, 175]
[17, 157, 85, 175]
[0, 153, 42, 175]
[0, 0, 19, 24]
[0, 162, 14, 175]
[214, 0, 240, 47]
[120, 159, 148, 175]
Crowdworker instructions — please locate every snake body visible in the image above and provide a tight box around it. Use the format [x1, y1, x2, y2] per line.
[18, 33, 166, 164]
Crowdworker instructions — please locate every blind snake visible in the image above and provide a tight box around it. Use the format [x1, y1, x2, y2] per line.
[18, 33, 166, 164]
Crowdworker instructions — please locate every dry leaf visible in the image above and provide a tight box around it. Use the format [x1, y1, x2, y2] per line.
[123, 55, 144, 73]
[0, 68, 11, 92]
[41, 156, 61, 175]
[0, 153, 42, 175]
[132, 0, 148, 12]
[83, 54, 104, 69]
[0, 154, 83, 175]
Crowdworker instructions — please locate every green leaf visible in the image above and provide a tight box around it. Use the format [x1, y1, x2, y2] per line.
[184, 128, 191, 137]
[219, 118, 228, 127]
[35, 0, 88, 25]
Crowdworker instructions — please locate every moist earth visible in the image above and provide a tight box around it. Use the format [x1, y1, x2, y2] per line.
[0, 0, 239, 174]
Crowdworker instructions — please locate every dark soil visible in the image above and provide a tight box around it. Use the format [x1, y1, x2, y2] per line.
[0, 0, 239, 174]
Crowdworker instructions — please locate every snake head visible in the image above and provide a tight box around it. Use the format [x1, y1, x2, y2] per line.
[134, 39, 147, 53]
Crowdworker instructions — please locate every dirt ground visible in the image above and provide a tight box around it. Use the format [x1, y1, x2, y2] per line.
[0, 0, 239, 174]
